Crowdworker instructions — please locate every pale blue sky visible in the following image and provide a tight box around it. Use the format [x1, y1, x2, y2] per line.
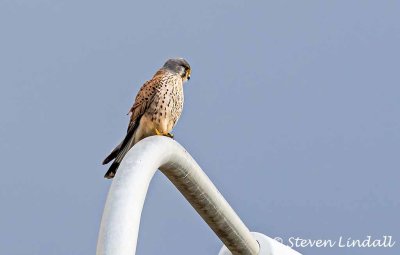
[1, 1, 399, 254]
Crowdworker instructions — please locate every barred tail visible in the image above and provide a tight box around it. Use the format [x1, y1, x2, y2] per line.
[104, 136, 134, 179]
[102, 118, 141, 179]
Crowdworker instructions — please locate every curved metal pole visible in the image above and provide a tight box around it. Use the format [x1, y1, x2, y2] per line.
[97, 136, 259, 255]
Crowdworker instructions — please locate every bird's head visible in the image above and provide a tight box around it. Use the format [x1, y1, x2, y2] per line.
[162, 58, 191, 82]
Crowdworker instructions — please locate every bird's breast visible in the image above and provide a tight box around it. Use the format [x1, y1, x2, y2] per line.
[147, 76, 184, 133]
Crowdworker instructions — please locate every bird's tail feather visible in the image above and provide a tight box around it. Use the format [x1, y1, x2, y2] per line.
[103, 118, 141, 179]
[102, 142, 122, 165]
[104, 162, 120, 179]
[104, 137, 134, 179]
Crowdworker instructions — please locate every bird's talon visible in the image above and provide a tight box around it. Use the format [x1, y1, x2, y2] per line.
[155, 128, 162, 135]
[155, 129, 173, 139]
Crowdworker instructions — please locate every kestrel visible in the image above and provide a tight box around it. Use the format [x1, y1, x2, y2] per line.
[102, 58, 191, 179]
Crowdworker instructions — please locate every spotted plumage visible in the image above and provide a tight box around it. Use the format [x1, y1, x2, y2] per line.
[102, 58, 191, 179]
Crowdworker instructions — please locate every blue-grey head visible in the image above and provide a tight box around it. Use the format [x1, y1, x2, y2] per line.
[162, 58, 191, 82]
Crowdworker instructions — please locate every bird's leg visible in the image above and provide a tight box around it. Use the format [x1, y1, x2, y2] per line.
[154, 128, 174, 139]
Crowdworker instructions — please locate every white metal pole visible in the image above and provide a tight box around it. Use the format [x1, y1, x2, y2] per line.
[96, 136, 301, 255]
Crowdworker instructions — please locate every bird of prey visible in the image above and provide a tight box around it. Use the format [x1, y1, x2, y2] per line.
[102, 58, 191, 179]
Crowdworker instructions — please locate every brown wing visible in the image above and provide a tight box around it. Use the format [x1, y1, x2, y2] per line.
[102, 72, 166, 178]
[126, 70, 169, 130]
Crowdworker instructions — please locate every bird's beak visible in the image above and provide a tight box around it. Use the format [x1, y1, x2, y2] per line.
[186, 69, 191, 81]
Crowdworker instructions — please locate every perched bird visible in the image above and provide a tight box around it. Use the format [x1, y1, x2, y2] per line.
[102, 58, 191, 179]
